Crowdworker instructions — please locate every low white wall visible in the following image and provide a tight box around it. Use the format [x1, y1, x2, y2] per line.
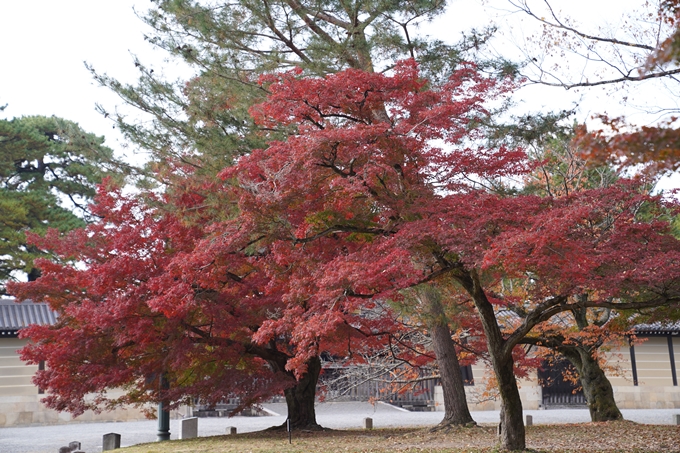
[434, 375, 680, 411]
[0, 394, 190, 427]
[614, 386, 680, 409]
[0, 395, 148, 427]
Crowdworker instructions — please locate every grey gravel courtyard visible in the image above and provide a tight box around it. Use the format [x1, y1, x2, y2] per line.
[2, 403, 679, 453]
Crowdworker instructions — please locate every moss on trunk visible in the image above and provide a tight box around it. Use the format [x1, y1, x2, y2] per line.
[577, 351, 623, 422]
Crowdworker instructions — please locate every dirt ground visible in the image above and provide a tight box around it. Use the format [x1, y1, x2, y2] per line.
[119, 421, 680, 453]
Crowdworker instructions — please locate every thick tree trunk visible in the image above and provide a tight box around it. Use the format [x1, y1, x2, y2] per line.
[430, 323, 477, 428]
[266, 355, 322, 430]
[495, 358, 526, 451]
[283, 355, 322, 430]
[565, 305, 623, 422]
[563, 349, 623, 422]
[456, 270, 525, 451]
[579, 352, 623, 421]
[418, 286, 476, 429]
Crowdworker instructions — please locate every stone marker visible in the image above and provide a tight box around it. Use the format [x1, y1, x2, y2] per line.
[674, 414, 680, 425]
[102, 432, 121, 451]
[180, 417, 199, 439]
[525, 415, 533, 426]
[58, 447, 70, 453]
[69, 441, 81, 451]
[227, 426, 237, 435]
[364, 417, 373, 430]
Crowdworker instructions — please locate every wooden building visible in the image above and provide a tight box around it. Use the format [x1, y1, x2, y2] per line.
[0, 297, 149, 426]
[435, 323, 680, 411]
[608, 323, 680, 409]
[2, 296, 678, 423]
[0, 297, 57, 399]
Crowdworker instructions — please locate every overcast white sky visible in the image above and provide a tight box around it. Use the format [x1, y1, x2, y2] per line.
[0, 1, 162, 153]
[0, 0, 677, 189]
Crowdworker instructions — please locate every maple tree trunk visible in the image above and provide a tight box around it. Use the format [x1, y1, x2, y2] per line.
[580, 355, 623, 422]
[495, 358, 526, 450]
[457, 270, 525, 451]
[563, 349, 623, 422]
[282, 355, 322, 430]
[264, 354, 322, 431]
[420, 287, 476, 429]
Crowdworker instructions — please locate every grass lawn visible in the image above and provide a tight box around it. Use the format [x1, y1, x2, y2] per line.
[118, 421, 679, 452]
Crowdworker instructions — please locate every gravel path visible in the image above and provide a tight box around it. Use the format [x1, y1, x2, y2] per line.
[1, 403, 679, 453]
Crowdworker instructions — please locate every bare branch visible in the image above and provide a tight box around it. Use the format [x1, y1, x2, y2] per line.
[526, 68, 680, 89]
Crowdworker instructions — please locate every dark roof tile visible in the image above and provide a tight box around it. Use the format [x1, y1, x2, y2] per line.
[632, 321, 680, 335]
[0, 297, 58, 330]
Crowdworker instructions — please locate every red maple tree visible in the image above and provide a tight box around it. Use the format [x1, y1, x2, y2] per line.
[221, 60, 680, 449]
[9, 181, 298, 416]
[219, 60, 537, 447]
[12, 59, 680, 450]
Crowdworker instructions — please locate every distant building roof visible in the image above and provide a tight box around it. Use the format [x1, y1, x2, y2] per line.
[0, 297, 58, 337]
[633, 321, 680, 336]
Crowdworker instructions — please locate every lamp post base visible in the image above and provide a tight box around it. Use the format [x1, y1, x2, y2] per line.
[157, 400, 171, 441]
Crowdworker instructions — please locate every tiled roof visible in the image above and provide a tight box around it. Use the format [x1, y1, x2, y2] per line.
[633, 321, 680, 335]
[0, 297, 58, 332]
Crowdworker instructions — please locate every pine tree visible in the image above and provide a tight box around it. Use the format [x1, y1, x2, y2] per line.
[0, 115, 122, 292]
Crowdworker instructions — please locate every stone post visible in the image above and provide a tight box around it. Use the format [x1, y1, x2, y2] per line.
[674, 414, 680, 425]
[364, 417, 373, 430]
[102, 433, 121, 451]
[180, 417, 199, 439]
[68, 441, 81, 451]
[227, 426, 237, 435]
[525, 415, 533, 426]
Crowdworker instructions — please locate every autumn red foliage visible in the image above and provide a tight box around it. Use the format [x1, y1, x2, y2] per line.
[10, 182, 291, 416]
[226, 59, 680, 449]
[10, 60, 519, 427]
[10, 60, 680, 450]
[575, 116, 680, 174]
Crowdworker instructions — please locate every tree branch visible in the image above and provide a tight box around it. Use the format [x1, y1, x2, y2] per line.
[527, 68, 680, 89]
[511, 0, 655, 51]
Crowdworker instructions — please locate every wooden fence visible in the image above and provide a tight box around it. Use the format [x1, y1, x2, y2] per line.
[320, 366, 438, 411]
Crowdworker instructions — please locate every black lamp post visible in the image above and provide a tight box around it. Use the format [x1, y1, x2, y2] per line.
[157, 374, 170, 441]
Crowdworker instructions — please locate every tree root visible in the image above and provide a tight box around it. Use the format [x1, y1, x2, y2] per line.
[265, 421, 328, 432]
[429, 419, 477, 433]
